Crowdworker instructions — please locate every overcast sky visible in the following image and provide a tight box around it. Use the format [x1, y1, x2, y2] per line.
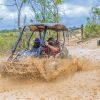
[0, 0, 99, 30]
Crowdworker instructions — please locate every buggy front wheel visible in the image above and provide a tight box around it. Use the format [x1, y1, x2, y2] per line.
[56, 47, 69, 59]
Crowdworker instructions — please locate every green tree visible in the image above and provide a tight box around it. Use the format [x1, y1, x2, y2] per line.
[55, 0, 63, 4]
[84, 7, 100, 38]
[92, 7, 100, 23]
[23, 0, 63, 23]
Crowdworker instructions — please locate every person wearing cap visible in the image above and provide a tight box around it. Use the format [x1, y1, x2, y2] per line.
[31, 38, 40, 56]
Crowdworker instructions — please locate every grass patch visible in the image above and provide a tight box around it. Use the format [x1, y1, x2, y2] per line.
[0, 31, 18, 53]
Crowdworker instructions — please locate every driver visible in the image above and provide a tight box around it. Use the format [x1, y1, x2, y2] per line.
[31, 38, 40, 56]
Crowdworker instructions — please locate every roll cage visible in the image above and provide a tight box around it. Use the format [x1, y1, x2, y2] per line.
[11, 24, 68, 58]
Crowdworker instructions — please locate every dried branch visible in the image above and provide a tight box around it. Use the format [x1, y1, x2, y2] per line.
[14, 0, 19, 10]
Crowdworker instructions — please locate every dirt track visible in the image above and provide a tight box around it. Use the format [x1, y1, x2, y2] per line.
[0, 39, 100, 100]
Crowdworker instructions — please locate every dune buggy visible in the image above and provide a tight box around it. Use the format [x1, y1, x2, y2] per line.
[8, 23, 69, 61]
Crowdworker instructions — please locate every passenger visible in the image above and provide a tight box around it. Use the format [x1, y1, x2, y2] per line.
[45, 37, 59, 57]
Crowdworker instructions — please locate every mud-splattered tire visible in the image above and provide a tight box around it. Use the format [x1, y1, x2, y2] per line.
[56, 47, 69, 59]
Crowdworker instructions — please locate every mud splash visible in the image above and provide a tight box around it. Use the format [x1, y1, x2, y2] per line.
[0, 57, 99, 81]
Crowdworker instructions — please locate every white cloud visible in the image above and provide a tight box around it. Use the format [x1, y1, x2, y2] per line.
[0, 0, 7, 17]
[22, 6, 34, 18]
[59, 3, 91, 17]
[8, 12, 18, 19]
[0, 0, 17, 20]
[0, 0, 34, 21]
[0, 0, 4, 4]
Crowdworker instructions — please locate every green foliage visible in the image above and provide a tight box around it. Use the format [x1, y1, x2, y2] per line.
[22, 0, 27, 3]
[55, 0, 63, 4]
[84, 7, 100, 39]
[33, 0, 61, 23]
[84, 22, 100, 38]
[92, 7, 100, 16]
[0, 32, 18, 52]
[24, 0, 63, 23]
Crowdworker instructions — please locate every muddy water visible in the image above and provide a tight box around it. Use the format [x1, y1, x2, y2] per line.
[0, 57, 100, 100]
[0, 57, 99, 80]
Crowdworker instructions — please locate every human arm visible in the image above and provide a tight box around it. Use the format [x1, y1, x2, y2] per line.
[45, 42, 59, 52]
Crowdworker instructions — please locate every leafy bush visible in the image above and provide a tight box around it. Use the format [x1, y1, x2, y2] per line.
[84, 7, 100, 39]
[84, 22, 100, 38]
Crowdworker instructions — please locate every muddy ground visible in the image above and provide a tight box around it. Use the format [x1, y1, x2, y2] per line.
[0, 38, 100, 100]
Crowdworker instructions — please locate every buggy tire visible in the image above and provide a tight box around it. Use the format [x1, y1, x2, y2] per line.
[56, 47, 69, 59]
[97, 40, 100, 46]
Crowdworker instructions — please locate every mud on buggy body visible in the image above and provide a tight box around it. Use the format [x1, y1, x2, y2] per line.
[8, 24, 69, 61]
